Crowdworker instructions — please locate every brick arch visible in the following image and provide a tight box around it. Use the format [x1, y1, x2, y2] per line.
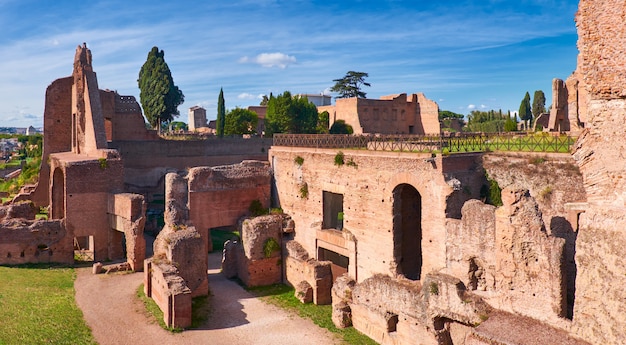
[387, 172, 426, 280]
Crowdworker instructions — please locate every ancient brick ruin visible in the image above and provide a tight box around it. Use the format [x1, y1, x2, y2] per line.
[318, 92, 440, 134]
[1, 1, 626, 343]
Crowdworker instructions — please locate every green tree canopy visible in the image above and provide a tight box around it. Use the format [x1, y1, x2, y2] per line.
[169, 121, 187, 131]
[329, 120, 354, 134]
[317, 110, 330, 134]
[216, 88, 226, 138]
[439, 110, 465, 120]
[138, 46, 184, 131]
[330, 71, 371, 98]
[532, 90, 546, 118]
[265, 92, 318, 136]
[224, 107, 258, 135]
[518, 91, 532, 123]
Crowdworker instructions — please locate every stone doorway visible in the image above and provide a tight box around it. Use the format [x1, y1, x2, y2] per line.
[51, 168, 65, 219]
[74, 235, 94, 262]
[318, 247, 349, 282]
[392, 183, 422, 280]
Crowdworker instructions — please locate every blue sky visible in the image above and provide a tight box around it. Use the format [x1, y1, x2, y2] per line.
[0, 0, 579, 128]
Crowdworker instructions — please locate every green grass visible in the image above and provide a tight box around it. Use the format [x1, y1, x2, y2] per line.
[0, 264, 96, 345]
[136, 284, 210, 332]
[211, 227, 240, 252]
[248, 284, 378, 345]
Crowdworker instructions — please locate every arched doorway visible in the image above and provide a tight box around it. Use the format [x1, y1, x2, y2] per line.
[51, 168, 65, 220]
[392, 183, 422, 280]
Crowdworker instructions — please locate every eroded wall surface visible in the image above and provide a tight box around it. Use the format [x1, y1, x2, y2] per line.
[570, 1, 626, 343]
[321, 92, 440, 135]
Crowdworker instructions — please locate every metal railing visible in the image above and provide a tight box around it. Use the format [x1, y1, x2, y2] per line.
[273, 133, 576, 154]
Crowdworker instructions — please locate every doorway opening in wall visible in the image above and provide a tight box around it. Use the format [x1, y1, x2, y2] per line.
[318, 247, 348, 282]
[392, 184, 422, 281]
[74, 235, 94, 262]
[323, 191, 344, 230]
[51, 168, 65, 220]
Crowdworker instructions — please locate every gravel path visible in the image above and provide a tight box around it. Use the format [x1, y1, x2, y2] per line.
[74, 252, 341, 345]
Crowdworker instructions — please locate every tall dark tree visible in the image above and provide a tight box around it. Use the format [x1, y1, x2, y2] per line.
[532, 90, 546, 118]
[216, 88, 226, 137]
[138, 47, 184, 131]
[518, 92, 532, 124]
[265, 92, 318, 136]
[224, 107, 258, 135]
[330, 71, 371, 98]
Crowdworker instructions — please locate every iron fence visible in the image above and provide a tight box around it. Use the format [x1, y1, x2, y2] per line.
[273, 133, 576, 154]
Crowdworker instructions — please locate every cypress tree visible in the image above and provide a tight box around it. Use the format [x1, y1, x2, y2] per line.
[518, 92, 532, 125]
[217, 88, 225, 137]
[138, 47, 184, 132]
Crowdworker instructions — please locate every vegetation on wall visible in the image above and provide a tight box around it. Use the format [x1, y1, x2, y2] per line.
[480, 173, 503, 207]
[294, 156, 304, 166]
[263, 238, 281, 258]
[334, 151, 345, 166]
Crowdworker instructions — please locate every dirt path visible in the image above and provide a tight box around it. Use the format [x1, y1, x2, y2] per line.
[75, 252, 341, 345]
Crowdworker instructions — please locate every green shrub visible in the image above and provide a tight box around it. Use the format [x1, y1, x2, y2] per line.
[263, 238, 281, 258]
[294, 156, 304, 166]
[334, 151, 345, 166]
[249, 199, 267, 216]
[480, 173, 502, 206]
[299, 182, 309, 199]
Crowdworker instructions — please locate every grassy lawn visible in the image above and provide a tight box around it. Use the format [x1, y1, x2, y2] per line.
[248, 284, 378, 345]
[210, 227, 240, 252]
[0, 264, 96, 345]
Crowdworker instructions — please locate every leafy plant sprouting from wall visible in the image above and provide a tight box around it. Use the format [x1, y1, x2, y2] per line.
[294, 155, 304, 166]
[480, 173, 502, 207]
[98, 158, 108, 169]
[249, 199, 266, 216]
[299, 182, 309, 199]
[334, 151, 345, 166]
[346, 157, 358, 169]
[263, 237, 280, 258]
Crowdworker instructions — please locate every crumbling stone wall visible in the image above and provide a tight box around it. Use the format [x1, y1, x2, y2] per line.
[283, 240, 333, 305]
[0, 218, 72, 265]
[222, 215, 285, 287]
[336, 272, 488, 345]
[144, 172, 208, 329]
[107, 193, 146, 271]
[319, 92, 440, 135]
[569, 1, 626, 343]
[187, 160, 271, 251]
[446, 187, 567, 325]
[49, 150, 125, 263]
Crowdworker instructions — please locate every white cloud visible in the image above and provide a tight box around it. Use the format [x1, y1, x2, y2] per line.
[237, 92, 264, 100]
[480, 104, 487, 109]
[239, 52, 296, 69]
[467, 104, 476, 110]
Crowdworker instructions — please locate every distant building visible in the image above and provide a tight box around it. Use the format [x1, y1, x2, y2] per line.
[318, 93, 440, 135]
[297, 93, 332, 107]
[247, 106, 267, 135]
[188, 106, 208, 131]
